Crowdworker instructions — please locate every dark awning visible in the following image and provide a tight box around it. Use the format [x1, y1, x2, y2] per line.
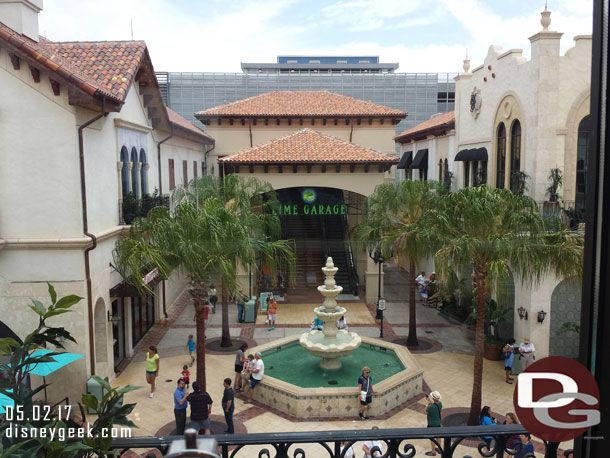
[411, 149, 428, 169]
[455, 147, 488, 161]
[0, 321, 22, 344]
[397, 151, 413, 169]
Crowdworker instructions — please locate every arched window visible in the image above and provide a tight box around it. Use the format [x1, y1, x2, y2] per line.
[438, 160, 443, 183]
[496, 123, 506, 188]
[443, 159, 449, 184]
[509, 120, 521, 193]
[130, 147, 139, 199]
[120, 147, 129, 198]
[576, 115, 592, 213]
[139, 149, 148, 196]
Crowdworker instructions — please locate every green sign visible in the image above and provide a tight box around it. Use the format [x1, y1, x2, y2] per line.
[271, 203, 347, 216]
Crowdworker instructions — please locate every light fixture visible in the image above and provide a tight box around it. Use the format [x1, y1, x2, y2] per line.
[518, 306, 528, 320]
[537, 310, 547, 324]
[107, 311, 121, 325]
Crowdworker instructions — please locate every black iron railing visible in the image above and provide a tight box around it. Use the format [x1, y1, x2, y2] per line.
[112, 425, 573, 458]
[121, 194, 170, 225]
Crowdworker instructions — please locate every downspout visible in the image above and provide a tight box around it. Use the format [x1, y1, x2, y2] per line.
[248, 119, 253, 147]
[205, 143, 215, 175]
[157, 125, 173, 319]
[78, 97, 108, 376]
[349, 119, 354, 143]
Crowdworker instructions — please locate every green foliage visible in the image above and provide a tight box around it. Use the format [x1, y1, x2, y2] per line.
[557, 321, 580, 336]
[510, 171, 530, 196]
[546, 168, 563, 202]
[0, 285, 140, 457]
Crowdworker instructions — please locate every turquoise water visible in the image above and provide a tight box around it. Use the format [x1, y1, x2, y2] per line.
[262, 341, 404, 388]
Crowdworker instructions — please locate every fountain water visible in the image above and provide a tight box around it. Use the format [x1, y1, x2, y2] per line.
[299, 257, 362, 370]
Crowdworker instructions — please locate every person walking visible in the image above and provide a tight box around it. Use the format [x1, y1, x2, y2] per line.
[519, 337, 536, 370]
[267, 294, 278, 331]
[209, 285, 218, 314]
[180, 365, 191, 389]
[362, 426, 383, 457]
[479, 405, 497, 446]
[186, 381, 213, 435]
[222, 378, 235, 434]
[247, 351, 264, 403]
[358, 366, 375, 420]
[185, 334, 196, 367]
[234, 343, 248, 392]
[237, 290, 246, 323]
[415, 271, 426, 301]
[425, 391, 442, 456]
[173, 379, 189, 435]
[503, 338, 516, 383]
[145, 346, 160, 398]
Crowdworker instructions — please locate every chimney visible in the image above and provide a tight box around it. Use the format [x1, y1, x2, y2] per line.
[0, 0, 43, 42]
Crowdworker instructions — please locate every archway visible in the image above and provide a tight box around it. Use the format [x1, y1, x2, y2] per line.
[549, 278, 581, 358]
[94, 298, 108, 363]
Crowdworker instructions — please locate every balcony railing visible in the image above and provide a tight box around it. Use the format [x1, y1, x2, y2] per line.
[120, 194, 170, 225]
[538, 200, 585, 231]
[112, 425, 573, 458]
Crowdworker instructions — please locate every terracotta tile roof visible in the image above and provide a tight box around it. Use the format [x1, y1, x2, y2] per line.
[0, 22, 148, 103]
[166, 107, 214, 144]
[196, 91, 406, 119]
[219, 128, 399, 164]
[394, 111, 455, 142]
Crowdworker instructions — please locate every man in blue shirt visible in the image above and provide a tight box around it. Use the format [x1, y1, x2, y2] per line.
[174, 378, 189, 435]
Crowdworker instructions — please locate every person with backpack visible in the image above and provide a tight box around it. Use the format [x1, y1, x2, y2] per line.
[425, 391, 442, 456]
[503, 338, 516, 384]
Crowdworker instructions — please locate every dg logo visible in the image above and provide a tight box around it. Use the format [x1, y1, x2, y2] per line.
[514, 356, 600, 442]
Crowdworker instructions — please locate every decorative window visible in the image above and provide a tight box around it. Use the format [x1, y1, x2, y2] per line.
[193, 161, 198, 178]
[183, 160, 188, 185]
[130, 147, 139, 199]
[120, 147, 129, 198]
[438, 160, 443, 183]
[168, 159, 175, 190]
[576, 115, 592, 213]
[464, 162, 470, 188]
[139, 149, 147, 196]
[496, 123, 506, 189]
[509, 120, 522, 193]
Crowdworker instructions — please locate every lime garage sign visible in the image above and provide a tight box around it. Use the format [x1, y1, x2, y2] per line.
[271, 188, 347, 216]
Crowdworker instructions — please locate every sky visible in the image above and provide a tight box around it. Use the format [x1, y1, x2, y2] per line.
[38, 0, 593, 74]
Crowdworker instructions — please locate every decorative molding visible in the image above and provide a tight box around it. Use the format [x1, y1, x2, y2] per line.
[114, 118, 153, 133]
[9, 53, 20, 70]
[29, 65, 40, 83]
[2, 226, 130, 249]
[49, 79, 60, 96]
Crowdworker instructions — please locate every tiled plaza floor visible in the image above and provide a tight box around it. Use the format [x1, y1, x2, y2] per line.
[113, 264, 571, 457]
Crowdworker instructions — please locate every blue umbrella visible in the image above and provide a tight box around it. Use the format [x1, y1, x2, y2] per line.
[0, 389, 14, 414]
[23, 350, 84, 403]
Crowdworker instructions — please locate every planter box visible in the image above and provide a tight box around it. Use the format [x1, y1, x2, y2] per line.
[484, 342, 501, 361]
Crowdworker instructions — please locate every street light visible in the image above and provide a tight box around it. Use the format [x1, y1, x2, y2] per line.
[368, 243, 389, 338]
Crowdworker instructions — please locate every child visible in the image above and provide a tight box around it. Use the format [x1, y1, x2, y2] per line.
[241, 354, 255, 392]
[267, 294, 278, 331]
[185, 334, 196, 367]
[180, 365, 191, 389]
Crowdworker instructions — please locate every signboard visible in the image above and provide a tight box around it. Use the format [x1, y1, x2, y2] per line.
[378, 298, 386, 310]
[142, 268, 159, 285]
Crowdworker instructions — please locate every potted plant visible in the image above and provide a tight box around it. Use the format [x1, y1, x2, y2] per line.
[510, 171, 530, 196]
[122, 192, 140, 225]
[543, 168, 562, 220]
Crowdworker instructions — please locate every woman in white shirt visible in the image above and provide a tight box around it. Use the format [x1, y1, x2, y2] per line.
[519, 337, 536, 369]
[337, 316, 348, 331]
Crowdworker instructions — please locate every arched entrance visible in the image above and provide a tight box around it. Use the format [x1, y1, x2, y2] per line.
[550, 279, 581, 358]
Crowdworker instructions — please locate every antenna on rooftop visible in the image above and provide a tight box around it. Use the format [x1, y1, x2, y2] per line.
[130, 18, 134, 40]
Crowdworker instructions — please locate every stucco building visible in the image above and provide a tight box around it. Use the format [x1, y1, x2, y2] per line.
[0, 0, 214, 404]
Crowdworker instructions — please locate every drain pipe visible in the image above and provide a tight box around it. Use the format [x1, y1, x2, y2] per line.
[157, 126, 174, 319]
[205, 143, 215, 175]
[79, 98, 108, 376]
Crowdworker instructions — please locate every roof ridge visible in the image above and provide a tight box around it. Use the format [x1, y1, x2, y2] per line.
[51, 40, 147, 45]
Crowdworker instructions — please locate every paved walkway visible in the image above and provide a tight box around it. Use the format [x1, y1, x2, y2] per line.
[113, 264, 565, 457]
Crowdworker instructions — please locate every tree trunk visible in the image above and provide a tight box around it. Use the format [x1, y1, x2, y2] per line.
[189, 282, 208, 391]
[468, 264, 487, 425]
[406, 259, 419, 346]
[220, 279, 232, 347]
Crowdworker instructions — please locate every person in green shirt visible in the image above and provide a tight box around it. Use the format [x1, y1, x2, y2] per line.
[145, 345, 160, 398]
[425, 391, 442, 456]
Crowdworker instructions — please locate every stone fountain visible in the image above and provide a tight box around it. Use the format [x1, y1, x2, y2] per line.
[299, 257, 362, 370]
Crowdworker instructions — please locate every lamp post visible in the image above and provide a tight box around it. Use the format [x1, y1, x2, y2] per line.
[368, 244, 385, 338]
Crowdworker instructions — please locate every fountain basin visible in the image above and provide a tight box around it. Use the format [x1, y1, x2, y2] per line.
[299, 330, 362, 370]
[250, 335, 424, 418]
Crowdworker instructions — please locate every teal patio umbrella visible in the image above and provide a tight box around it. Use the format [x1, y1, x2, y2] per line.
[0, 389, 13, 414]
[24, 350, 84, 403]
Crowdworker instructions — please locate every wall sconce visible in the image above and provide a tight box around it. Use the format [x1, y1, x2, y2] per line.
[107, 311, 121, 325]
[518, 306, 528, 320]
[537, 310, 547, 324]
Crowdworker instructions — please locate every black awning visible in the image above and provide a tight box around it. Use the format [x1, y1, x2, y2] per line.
[411, 149, 428, 169]
[397, 151, 413, 169]
[455, 147, 488, 161]
[0, 321, 22, 344]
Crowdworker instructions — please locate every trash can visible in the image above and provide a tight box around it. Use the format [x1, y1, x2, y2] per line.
[511, 351, 523, 376]
[86, 376, 108, 413]
[243, 296, 257, 323]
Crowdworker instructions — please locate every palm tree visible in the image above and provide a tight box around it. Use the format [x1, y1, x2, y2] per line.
[113, 187, 294, 390]
[354, 180, 438, 346]
[172, 174, 293, 347]
[416, 186, 583, 424]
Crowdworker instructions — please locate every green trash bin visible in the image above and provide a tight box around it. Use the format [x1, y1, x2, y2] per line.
[243, 296, 257, 323]
[86, 376, 108, 413]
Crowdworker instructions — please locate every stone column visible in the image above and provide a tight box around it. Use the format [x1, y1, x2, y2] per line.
[117, 161, 124, 223]
[127, 163, 133, 194]
[135, 162, 142, 198]
[143, 163, 150, 195]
